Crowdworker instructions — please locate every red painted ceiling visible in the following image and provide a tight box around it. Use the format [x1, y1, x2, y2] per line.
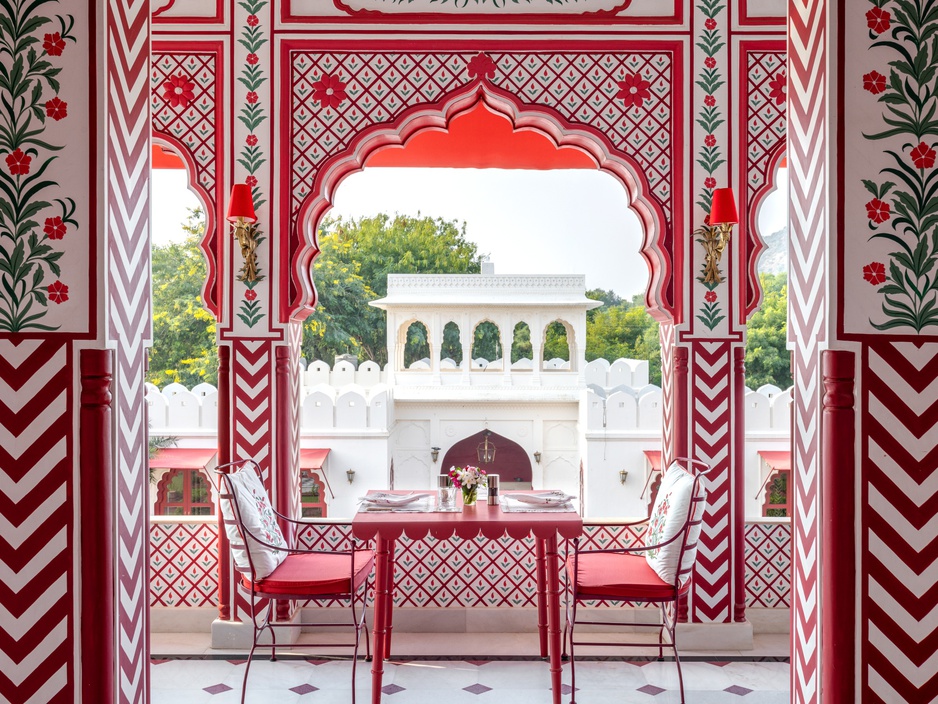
[366, 102, 596, 170]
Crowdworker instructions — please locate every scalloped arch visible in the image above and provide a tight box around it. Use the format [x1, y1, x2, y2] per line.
[151, 134, 220, 318]
[745, 143, 787, 320]
[289, 81, 672, 324]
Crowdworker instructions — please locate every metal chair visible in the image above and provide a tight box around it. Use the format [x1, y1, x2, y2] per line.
[214, 459, 373, 704]
[565, 457, 712, 704]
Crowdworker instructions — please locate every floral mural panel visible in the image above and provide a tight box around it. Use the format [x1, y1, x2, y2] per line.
[0, 0, 89, 333]
[843, 1, 938, 337]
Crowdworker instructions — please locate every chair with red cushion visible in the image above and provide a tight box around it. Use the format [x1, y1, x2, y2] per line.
[565, 457, 711, 704]
[215, 459, 374, 704]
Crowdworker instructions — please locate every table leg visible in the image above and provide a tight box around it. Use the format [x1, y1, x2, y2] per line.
[384, 542, 395, 660]
[370, 536, 394, 703]
[545, 535, 562, 704]
[535, 538, 548, 658]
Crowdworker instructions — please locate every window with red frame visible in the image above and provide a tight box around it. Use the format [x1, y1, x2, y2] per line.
[155, 468, 214, 516]
[762, 470, 791, 517]
[300, 469, 327, 518]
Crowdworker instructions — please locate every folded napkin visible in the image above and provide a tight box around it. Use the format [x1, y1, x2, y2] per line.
[508, 491, 576, 506]
[359, 493, 424, 507]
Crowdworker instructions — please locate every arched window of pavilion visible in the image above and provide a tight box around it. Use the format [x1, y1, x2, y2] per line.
[403, 320, 430, 369]
[511, 321, 533, 368]
[542, 320, 572, 371]
[471, 320, 501, 369]
[441, 321, 462, 368]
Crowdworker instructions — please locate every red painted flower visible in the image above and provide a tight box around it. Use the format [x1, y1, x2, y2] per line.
[863, 262, 886, 286]
[768, 71, 786, 105]
[865, 198, 890, 224]
[247, 14, 259, 26]
[44, 216, 66, 240]
[863, 70, 886, 95]
[162, 74, 195, 108]
[47, 280, 69, 304]
[246, 134, 258, 146]
[704, 95, 716, 107]
[245, 175, 257, 188]
[704, 134, 717, 147]
[705, 18, 717, 30]
[45, 97, 67, 121]
[704, 177, 716, 189]
[705, 291, 718, 303]
[245, 289, 257, 301]
[911, 142, 936, 170]
[704, 57, 717, 69]
[311, 74, 347, 109]
[467, 52, 497, 80]
[866, 6, 891, 34]
[246, 91, 259, 104]
[246, 53, 259, 65]
[43, 32, 65, 56]
[5, 148, 30, 175]
[616, 73, 652, 109]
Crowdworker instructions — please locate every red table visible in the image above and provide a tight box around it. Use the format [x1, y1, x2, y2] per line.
[351, 492, 583, 704]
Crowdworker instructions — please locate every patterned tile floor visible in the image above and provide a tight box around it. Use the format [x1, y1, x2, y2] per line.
[150, 657, 790, 703]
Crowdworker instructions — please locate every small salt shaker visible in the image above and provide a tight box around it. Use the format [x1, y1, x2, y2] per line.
[486, 474, 500, 505]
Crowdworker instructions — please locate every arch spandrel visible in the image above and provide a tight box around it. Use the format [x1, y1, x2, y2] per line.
[283, 47, 681, 324]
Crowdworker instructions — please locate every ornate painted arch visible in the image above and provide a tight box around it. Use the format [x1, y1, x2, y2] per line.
[281, 44, 682, 325]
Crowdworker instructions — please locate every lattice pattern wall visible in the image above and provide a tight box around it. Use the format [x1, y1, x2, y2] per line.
[149, 520, 790, 610]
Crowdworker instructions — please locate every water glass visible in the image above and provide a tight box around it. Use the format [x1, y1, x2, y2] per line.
[437, 474, 456, 510]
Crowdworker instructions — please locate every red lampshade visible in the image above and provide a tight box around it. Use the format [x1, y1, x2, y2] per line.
[709, 187, 738, 226]
[226, 183, 257, 223]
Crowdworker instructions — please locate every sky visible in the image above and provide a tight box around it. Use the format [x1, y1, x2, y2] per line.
[152, 166, 788, 298]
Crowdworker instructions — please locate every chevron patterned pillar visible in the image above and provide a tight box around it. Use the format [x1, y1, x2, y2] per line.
[787, 0, 827, 700]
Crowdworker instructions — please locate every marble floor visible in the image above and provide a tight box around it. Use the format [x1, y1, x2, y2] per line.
[150, 633, 790, 703]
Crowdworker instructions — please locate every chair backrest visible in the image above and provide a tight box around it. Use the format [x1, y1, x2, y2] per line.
[215, 459, 288, 579]
[644, 458, 710, 587]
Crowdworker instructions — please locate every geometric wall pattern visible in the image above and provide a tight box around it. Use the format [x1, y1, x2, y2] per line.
[149, 520, 791, 610]
[863, 342, 938, 703]
[0, 341, 72, 703]
[150, 522, 219, 608]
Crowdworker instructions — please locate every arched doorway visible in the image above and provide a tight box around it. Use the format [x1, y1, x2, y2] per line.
[440, 430, 533, 489]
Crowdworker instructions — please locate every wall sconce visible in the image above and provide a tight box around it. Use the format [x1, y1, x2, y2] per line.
[226, 183, 259, 282]
[619, 470, 629, 485]
[477, 429, 497, 464]
[431, 447, 440, 463]
[533, 451, 542, 464]
[346, 468, 356, 484]
[694, 187, 738, 284]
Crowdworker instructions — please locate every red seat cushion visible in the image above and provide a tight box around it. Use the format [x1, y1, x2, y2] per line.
[568, 552, 686, 600]
[245, 550, 374, 597]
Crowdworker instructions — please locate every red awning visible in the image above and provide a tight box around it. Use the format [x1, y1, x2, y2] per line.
[149, 448, 217, 469]
[758, 451, 791, 471]
[643, 450, 662, 472]
[300, 448, 330, 470]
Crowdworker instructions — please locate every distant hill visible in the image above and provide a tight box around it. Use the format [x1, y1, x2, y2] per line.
[758, 225, 788, 274]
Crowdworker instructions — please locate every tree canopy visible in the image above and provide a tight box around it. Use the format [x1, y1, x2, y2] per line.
[148, 209, 217, 387]
[585, 290, 661, 385]
[745, 272, 791, 389]
[303, 213, 484, 366]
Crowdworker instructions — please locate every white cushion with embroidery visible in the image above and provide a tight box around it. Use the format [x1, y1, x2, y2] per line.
[644, 461, 706, 586]
[220, 465, 287, 579]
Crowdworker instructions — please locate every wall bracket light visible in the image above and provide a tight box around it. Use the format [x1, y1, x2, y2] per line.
[226, 183, 260, 283]
[533, 451, 542, 464]
[431, 447, 440, 463]
[693, 187, 738, 285]
[346, 468, 356, 484]
[619, 469, 629, 485]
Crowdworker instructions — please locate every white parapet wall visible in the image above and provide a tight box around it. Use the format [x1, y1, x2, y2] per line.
[147, 358, 793, 521]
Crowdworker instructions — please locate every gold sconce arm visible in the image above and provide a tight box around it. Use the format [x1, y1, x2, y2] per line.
[232, 218, 259, 283]
[694, 221, 734, 285]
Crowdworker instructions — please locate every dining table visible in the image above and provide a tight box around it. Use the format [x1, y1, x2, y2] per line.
[351, 490, 584, 704]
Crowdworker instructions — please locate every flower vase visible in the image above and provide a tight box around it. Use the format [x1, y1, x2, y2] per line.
[462, 485, 478, 508]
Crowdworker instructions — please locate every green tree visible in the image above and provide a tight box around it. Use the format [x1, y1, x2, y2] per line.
[148, 209, 217, 387]
[585, 292, 661, 385]
[745, 272, 791, 389]
[303, 214, 484, 365]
